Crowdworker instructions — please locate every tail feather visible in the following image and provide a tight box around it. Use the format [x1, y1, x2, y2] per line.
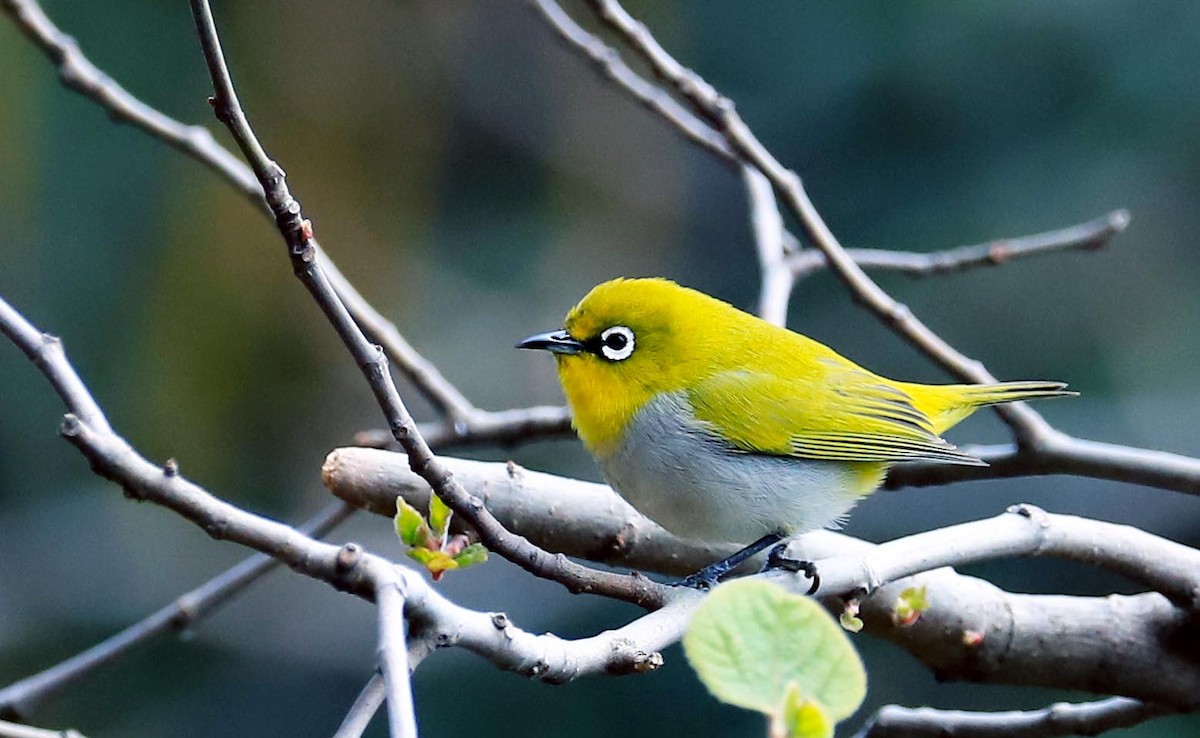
[905, 380, 1076, 434]
[957, 380, 1078, 406]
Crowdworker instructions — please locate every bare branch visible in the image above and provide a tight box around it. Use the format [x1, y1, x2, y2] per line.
[790, 210, 1131, 280]
[0, 301, 109, 435]
[375, 576, 417, 738]
[1, 290, 378, 598]
[527, 0, 736, 163]
[184, 0, 664, 608]
[322, 258, 478, 422]
[323, 449, 738, 577]
[855, 568, 1200, 710]
[888, 431, 1200, 495]
[0, 0, 257, 200]
[0, 720, 86, 738]
[854, 698, 1169, 738]
[815, 503, 1200, 611]
[418, 405, 572, 449]
[326, 449, 1200, 707]
[0, 502, 354, 718]
[328, 449, 1200, 608]
[742, 166, 794, 326]
[331, 673, 387, 738]
[355, 405, 573, 452]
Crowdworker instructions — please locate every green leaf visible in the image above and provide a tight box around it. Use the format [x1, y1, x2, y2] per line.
[893, 585, 930, 627]
[772, 683, 833, 738]
[394, 497, 430, 547]
[839, 608, 864, 634]
[428, 493, 453, 541]
[407, 547, 458, 574]
[683, 579, 866, 722]
[452, 543, 489, 568]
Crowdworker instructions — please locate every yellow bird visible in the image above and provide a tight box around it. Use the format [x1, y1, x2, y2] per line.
[517, 278, 1073, 590]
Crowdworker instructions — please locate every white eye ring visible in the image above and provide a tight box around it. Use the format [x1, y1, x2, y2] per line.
[599, 325, 635, 361]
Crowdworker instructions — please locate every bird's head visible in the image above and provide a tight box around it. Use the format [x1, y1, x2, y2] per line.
[517, 277, 750, 453]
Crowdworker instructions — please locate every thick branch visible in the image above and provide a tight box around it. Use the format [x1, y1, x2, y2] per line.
[326, 449, 1200, 707]
[323, 449, 738, 576]
[329, 449, 1200, 608]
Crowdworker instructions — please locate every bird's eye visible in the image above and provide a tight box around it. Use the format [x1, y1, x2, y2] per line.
[599, 325, 635, 361]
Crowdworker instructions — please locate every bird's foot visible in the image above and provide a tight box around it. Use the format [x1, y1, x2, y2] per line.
[762, 542, 820, 595]
[669, 533, 789, 590]
[668, 567, 725, 591]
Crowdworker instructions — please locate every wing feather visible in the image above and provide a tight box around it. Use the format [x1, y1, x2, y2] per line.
[687, 365, 985, 466]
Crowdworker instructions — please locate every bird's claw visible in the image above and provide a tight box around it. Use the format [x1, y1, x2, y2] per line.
[763, 544, 820, 595]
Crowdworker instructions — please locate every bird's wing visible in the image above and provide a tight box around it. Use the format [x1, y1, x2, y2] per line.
[687, 365, 986, 465]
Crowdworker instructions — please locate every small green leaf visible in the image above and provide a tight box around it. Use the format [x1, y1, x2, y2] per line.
[683, 579, 866, 722]
[893, 585, 930, 627]
[772, 683, 832, 738]
[452, 543, 489, 568]
[429, 493, 453, 541]
[408, 547, 458, 574]
[839, 602, 864, 634]
[394, 497, 430, 547]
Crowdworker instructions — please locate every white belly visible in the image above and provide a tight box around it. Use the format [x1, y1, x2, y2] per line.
[597, 393, 871, 544]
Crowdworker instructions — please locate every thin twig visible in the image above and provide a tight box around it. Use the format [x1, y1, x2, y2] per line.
[742, 166, 794, 326]
[0, 501, 354, 718]
[0, 303, 109, 435]
[185, 0, 662, 608]
[790, 210, 1131, 280]
[527, 0, 735, 164]
[332, 673, 388, 738]
[0, 0, 258, 201]
[853, 697, 1169, 738]
[375, 576, 418, 738]
[354, 405, 573, 451]
[887, 431, 1200, 495]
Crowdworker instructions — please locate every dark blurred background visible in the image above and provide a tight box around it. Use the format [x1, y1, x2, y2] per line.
[2, 1, 1199, 735]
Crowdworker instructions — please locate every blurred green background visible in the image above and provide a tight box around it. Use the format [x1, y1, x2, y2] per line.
[2, 0, 1199, 735]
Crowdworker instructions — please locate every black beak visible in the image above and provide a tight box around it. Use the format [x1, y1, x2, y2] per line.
[515, 329, 585, 355]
